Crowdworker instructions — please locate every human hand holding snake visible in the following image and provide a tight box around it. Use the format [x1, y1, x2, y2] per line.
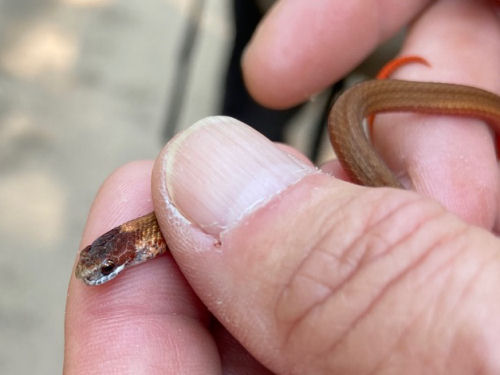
[66, 1, 500, 373]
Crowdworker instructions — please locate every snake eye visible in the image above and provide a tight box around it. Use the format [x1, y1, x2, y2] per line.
[100, 260, 116, 276]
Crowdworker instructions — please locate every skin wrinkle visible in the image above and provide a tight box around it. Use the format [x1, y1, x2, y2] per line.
[331, 189, 406, 256]
[434, 227, 476, 311]
[455, 248, 499, 310]
[351, 195, 430, 266]
[337, 194, 434, 276]
[288, 234, 344, 295]
[441, 237, 500, 352]
[276, 195, 361, 347]
[428, 231, 482, 373]
[404, 226, 485, 374]
[322, 209, 449, 353]
[365, 225, 473, 374]
[368, 296, 436, 374]
[301, 206, 454, 372]
[423, 227, 496, 371]
[278, 193, 446, 360]
[278, 192, 427, 338]
[330, 212, 444, 332]
[280, 246, 344, 320]
[275, 184, 377, 335]
[414, 226, 470, 315]
[430, 241, 472, 371]
[276, 189, 361, 321]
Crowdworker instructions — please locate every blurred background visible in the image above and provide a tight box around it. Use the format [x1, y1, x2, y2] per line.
[0, 0, 401, 373]
[0, 0, 231, 373]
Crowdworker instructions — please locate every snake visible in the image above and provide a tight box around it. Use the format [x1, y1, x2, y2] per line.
[75, 78, 500, 286]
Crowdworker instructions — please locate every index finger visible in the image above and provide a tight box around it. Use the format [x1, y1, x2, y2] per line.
[370, 0, 500, 229]
[64, 161, 219, 374]
[242, 0, 432, 108]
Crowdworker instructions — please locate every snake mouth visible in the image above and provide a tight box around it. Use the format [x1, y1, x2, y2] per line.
[84, 263, 126, 286]
[75, 262, 126, 286]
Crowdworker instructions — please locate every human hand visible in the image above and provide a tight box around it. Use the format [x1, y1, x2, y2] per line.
[66, 116, 500, 374]
[243, 0, 500, 230]
[65, 1, 500, 373]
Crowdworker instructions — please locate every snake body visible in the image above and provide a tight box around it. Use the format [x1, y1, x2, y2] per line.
[75, 79, 500, 286]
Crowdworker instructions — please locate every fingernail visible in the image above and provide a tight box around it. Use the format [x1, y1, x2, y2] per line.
[163, 116, 315, 235]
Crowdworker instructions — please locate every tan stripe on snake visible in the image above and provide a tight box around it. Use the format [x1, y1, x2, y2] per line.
[75, 79, 500, 286]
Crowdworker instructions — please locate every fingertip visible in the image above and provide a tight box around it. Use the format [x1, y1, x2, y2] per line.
[371, 0, 500, 228]
[242, 0, 430, 108]
[241, 0, 349, 108]
[66, 160, 218, 374]
[80, 160, 155, 247]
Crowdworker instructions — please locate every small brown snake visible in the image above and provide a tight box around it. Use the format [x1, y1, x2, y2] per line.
[75, 78, 500, 286]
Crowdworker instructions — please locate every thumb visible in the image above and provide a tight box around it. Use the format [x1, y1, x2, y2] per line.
[151, 117, 500, 374]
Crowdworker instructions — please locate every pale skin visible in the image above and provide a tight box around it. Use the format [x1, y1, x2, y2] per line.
[65, 1, 500, 374]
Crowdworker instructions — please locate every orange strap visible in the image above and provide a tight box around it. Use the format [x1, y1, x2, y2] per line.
[367, 56, 430, 136]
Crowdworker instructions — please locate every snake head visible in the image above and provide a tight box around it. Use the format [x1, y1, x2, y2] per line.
[75, 227, 130, 286]
[74, 212, 167, 286]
